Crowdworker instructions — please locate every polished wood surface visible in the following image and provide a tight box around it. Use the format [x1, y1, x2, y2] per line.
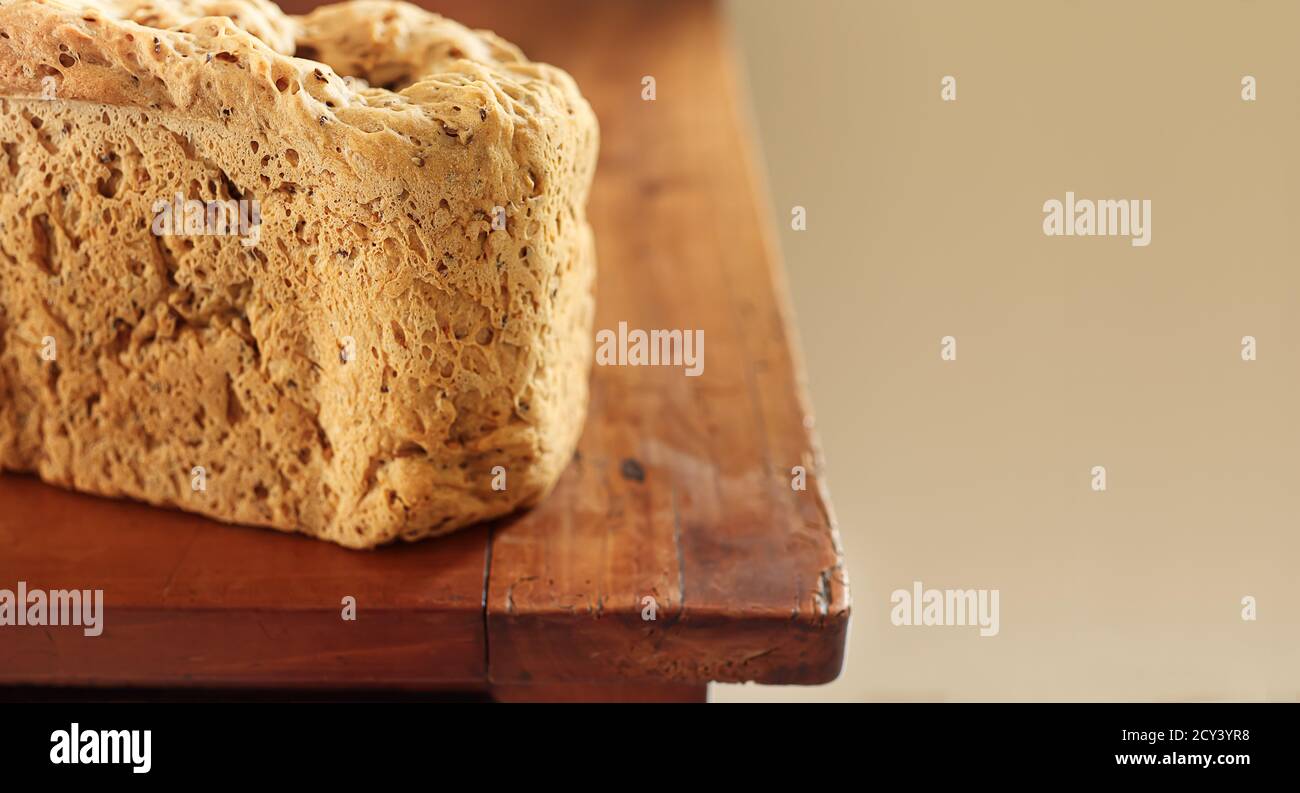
[0, 0, 848, 695]
[0, 478, 490, 687]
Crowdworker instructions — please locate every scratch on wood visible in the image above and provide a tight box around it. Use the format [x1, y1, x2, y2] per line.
[813, 567, 832, 618]
[668, 485, 686, 625]
[504, 575, 537, 616]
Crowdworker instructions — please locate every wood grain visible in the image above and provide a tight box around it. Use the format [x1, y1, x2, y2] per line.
[0, 0, 848, 693]
[448, 0, 852, 685]
[0, 477, 489, 686]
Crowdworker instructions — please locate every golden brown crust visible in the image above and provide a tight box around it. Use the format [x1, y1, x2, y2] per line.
[0, 0, 598, 547]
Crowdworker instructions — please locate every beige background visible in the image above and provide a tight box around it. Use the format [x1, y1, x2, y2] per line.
[715, 0, 1300, 702]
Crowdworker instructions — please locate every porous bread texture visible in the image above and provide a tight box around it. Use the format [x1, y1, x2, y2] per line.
[0, 0, 599, 548]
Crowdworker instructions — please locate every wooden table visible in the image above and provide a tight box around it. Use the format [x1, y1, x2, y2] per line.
[0, 0, 849, 702]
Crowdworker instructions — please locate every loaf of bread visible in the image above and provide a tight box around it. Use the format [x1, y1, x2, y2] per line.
[0, 0, 598, 547]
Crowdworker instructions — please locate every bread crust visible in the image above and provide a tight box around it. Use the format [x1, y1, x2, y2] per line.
[0, 0, 599, 547]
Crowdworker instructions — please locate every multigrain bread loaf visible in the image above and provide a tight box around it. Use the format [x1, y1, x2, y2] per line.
[0, 0, 599, 548]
